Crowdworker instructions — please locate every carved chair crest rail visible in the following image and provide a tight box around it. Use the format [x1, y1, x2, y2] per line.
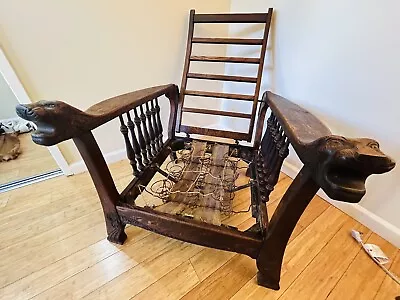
[16, 9, 395, 290]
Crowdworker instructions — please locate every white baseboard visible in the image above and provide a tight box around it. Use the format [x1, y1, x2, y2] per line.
[282, 161, 400, 248]
[68, 148, 127, 175]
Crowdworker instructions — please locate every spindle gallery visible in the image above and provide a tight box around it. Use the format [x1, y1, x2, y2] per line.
[16, 9, 395, 290]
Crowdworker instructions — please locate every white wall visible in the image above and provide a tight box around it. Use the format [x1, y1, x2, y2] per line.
[226, 0, 400, 241]
[0, 73, 19, 120]
[0, 0, 231, 163]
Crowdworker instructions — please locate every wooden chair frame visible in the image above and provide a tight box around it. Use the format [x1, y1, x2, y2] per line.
[16, 10, 395, 290]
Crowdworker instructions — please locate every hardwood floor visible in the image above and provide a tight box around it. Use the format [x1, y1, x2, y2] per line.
[0, 160, 398, 299]
[0, 133, 59, 185]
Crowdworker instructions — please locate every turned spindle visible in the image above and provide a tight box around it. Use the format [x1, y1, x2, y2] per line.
[119, 115, 139, 175]
[133, 107, 149, 166]
[145, 102, 157, 157]
[126, 112, 144, 172]
[139, 105, 153, 161]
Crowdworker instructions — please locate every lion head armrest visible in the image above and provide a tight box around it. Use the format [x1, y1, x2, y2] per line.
[15, 100, 93, 146]
[15, 84, 178, 146]
[265, 91, 395, 203]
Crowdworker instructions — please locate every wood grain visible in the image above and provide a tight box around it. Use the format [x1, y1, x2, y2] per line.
[192, 37, 263, 45]
[326, 233, 398, 300]
[190, 55, 260, 64]
[187, 73, 257, 83]
[0, 160, 396, 299]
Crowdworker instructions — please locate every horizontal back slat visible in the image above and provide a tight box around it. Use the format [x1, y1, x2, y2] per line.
[182, 107, 252, 119]
[190, 55, 260, 64]
[194, 13, 268, 23]
[180, 125, 249, 141]
[187, 73, 257, 83]
[192, 37, 263, 45]
[185, 90, 254, 101]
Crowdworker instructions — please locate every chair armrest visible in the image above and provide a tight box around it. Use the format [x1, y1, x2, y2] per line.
[16, 84, 178, 146]
[264, 91, 395, 202]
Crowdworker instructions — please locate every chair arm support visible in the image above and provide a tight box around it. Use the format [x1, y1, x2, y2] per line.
[16, 84, 178, 146]
[264, 91, 395, 202]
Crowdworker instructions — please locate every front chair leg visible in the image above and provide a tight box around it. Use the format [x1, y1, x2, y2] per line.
[74, 132, 127, 245]
[256, 166, 319, 290]
[104, 212, 127, 244]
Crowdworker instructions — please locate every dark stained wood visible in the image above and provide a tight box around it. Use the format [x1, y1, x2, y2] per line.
[133, 107, 149, 166]
[182, 107, 252, 119]
[193, 12, 268, 23]
[175, 9, 273, 143]
[145, 102, 157, 157]
[73, 132, 127, 244]
[253, 93, 269, 150]
[126, 111, 144, 171]
[15, 84, 176, 146]
[248, 7, 273, 138]
[192, 37, 263, 45]
[120, 141, 173, 201]
[120, 142, 172, 200]
[266, 91, 332, 148]
[190, 55, 260, 64]
[117, 206, 262, 258]
[150, 99, 161, 151]
[154, 98, 164, 148]
[179, 125, 249, 141]
[256, 166, 319, 290]
[165, 85, 179, 140]
[187, 72, 257, 83]
[176, 9, 195, 136]
[139, 105, 153, 160]
[265, 91, 395, 204]
[119, 115, 139, 175]
[185, 90, 254, 101]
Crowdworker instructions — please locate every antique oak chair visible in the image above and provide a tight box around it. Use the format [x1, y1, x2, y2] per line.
[16, 9, 395, 290]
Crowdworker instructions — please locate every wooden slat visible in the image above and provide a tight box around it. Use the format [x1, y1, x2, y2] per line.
[179, 125, 250, 141]
[182, 107, 251, 119]
[193, 13, 268, 24]
[117, 206, 262, 258]
[176, 9, 195, 139]
[247, 7, 273, 139]
[192, 37, 263, 45]
[190, 56, 260, 64]
[185, 90, 254, 101]
[187, 73, 257, 83]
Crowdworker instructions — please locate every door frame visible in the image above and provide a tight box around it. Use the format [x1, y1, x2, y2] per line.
[0, 47, 72, 176]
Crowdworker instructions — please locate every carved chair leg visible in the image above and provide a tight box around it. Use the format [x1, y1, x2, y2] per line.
[256, 167, 319, 290]
[74, 132, 127, 245]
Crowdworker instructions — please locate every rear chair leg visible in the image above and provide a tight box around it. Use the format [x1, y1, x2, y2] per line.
[256, 167, 319, 289]
[74, 132, 127, 245]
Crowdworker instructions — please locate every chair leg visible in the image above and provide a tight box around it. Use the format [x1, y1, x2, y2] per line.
[256, 167, 319, 289]
[74, 132, 127, 245]
[105, 212, 127, 244]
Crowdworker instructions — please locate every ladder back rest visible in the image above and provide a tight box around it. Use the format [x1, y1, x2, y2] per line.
[176, 8, 273, 143]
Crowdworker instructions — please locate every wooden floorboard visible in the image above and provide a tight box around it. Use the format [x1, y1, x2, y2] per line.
[0, 160, 397, 299]
[0, 133, 59, 185]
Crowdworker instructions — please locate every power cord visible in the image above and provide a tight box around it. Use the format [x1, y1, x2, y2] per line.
[351, 229, 400, 285]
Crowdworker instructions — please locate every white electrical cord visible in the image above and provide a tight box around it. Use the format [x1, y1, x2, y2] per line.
[351, 229, 400, 285]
